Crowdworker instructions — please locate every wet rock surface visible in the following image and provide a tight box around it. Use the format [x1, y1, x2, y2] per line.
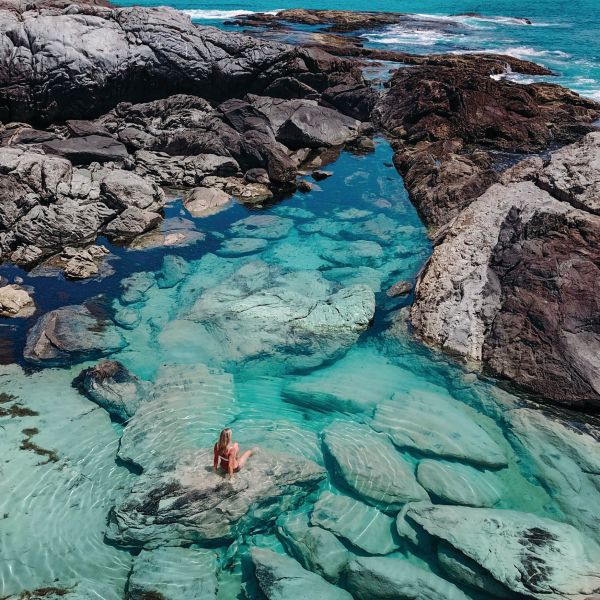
[106, 448, 325, 548]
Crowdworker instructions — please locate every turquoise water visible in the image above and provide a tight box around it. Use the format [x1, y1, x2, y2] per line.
[2, 2, 600, 598]
[113, 0, 600, 100]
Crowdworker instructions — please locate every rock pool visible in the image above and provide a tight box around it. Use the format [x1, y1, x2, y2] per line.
[1, 139, 600, 600]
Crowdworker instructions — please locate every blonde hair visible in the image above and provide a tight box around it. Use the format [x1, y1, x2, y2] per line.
[217, 428, 232, 457]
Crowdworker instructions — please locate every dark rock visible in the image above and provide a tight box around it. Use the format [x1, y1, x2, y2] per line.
[312, 170, 333, 181]
[79, 359, 147, 421]
[374, 58, 600, 229]
[65, 120, 110, 138]
[297, 180, 314, 193]
[244, 168, 270, 185]
[24, 303, 126, 365]
[42, 135, 129, 165]
[0, 125, 58, 145]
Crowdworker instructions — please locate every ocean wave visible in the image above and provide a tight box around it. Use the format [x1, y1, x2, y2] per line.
[500, 46, 571, 59]
[182, 9, 281, 20]
[363, 26, 462, 47]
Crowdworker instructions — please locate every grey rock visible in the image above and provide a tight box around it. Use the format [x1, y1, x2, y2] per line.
[42, 135, 129, 165]
[120, 272, 155, 305]
[104, 207, 162, 239]
[323, 421, 429, 510]
[66, 120, 111, 138]
[371, 391, 507, 468]
[106, 448, 325, 547]
[216, 237, 268, 257]
[228, 214, 293, 240]
[404, 503, 600, 600]
[99, 169, 164, 212]
[127, 547, 219, 600]
[344, 555, 471, 600]
[276, 512, 349, 583]
[251, 547, 352, 600]
[24, 303, 126, 365]
[386, 280, 413, 297]
[79, 360, 148, 422]
[310, 492, 399, 555]
[416, 460, 503, 507]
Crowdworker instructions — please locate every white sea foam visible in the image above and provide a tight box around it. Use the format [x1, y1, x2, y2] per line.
[182, 8, 281, 20]
[363, 25, 461, 47]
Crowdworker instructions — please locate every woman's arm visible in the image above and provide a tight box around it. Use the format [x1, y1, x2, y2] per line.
[213, 444, 218, 472]
[228, 456, 234, 479]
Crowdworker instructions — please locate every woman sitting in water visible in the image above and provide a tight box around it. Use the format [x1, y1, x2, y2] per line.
[213, 428, 254, 479]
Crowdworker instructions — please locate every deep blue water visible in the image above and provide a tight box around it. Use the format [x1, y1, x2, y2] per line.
[113, 0, 600, 100]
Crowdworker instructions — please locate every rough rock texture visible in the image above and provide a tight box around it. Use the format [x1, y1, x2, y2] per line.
[322, 421, 429, 510]
[410, 137, 600, 410]
[403, 503, 600, 600]
[184, 187, 232, 218]
[0, 6, 365, 124]
[106, 448, 325, 548]
[23, 303, 126, 365]
[344, 556, 471, 600]
[78, 360, 148, 422]
[0, 283, 35, 317]
[374, 58, 600, 229]
[127, 547, 219, 600]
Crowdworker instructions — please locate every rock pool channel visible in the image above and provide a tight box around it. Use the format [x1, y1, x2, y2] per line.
[1, 138, 600, 600]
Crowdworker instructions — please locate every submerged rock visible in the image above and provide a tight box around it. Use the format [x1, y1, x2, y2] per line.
[251, 547, 352, 600]
[24, 304, 126, 366]
[156, 255, 190, 289]
[106, 448, 325, 548]
[78, 360, 148, 422]
[344, 555, 471, 600]
[403, 503, 600, 600]
[183, 261, 375, 372]
[371, 391, 507, 468]
[228, 215, 293, 240]
[416, 460, 503, 507]
[322, 421, 428, 510]
[310, 492, 399, 555]
[276, 512, 349, 583]
[127, 547, 219, 600]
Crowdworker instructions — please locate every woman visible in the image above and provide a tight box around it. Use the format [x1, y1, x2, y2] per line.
[213, 428, 253, 479]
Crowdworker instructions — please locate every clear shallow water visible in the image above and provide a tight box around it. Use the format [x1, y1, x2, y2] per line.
[2, 139, 600, 598]
[112, 0, 600, 100]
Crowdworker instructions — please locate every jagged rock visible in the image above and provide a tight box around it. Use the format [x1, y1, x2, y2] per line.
[127, 547, 219, 600]
[251, 548, 352, 600]
[66, 119, 110, 138]
[23, 303, 126, 365]
[310, 492, 399, 555]
[276, 512, 349, 583]
[403, 503, 600, 600]
[99, 169, 164, 212]
[416, 460, 503, 507]
[104, 207, 162, 239]
[371, 391, 507, 468]
[184, 187, 232, 217]
[537, 131, 600, 214]
[106, 448, 325, 547]
[42, 135, 129, 165]
[78, 360, 147, 422]
[322, 421, 429, 510]
[344, 555, 471, 600]
[63, 245, 110, 280]
[0, 284, 35, 317]
[312, 170, 333, 181]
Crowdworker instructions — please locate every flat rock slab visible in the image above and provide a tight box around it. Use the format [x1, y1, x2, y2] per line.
[276, 512, 349, 583]
[23, 304, 126, 365]
[344, 555, 471, 600]
[404, 503, 600, 600]
[323, 421, 429, 510]
[228, 214, 293, 239]
[216, 237, 268, 257]
[42, 135, 128, 165]
[251, 547, 353, 600]
[371, 391, 507, 468]
[310, 492, 399, 555]
[184, 187, 232, 218]
[128, 547, 219, 600]
[117, 364, 237, 470]
[416, 460, 503, 508]
[106, 448, 325, 548]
